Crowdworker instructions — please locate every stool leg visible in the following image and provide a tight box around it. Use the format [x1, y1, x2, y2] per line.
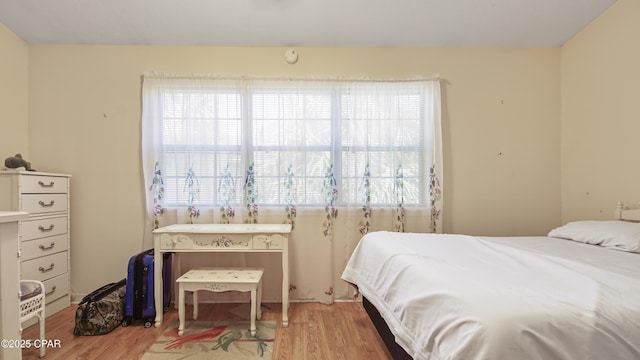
[178, 283, 185, 336]
[193, 290, 199, 320]
[256, 280, 262, 320]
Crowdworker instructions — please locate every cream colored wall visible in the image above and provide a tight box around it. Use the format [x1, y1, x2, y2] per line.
[0, 23, 29, 160]
[561, 0, 640, 222]
[26, 45, 560, 297]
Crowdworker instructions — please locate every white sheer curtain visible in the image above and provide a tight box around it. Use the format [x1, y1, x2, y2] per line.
[141, 74, 443, 303]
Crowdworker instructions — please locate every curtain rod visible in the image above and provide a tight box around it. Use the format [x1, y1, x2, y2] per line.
[143, 72, 441, 83]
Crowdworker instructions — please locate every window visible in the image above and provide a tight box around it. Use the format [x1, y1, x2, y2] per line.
[145, 78, 435, 209]
[159, 88, 244, 207]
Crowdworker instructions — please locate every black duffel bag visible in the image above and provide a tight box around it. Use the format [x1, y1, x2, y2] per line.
[73, 278, 126, 336]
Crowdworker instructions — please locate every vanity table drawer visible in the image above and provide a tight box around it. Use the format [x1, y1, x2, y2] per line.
[21, 175, 68, 194]
[159, 233, 194, 249]
[21, 234, 68, 261]
[21, 251, 68, 281]
[21, 194, 68, 214]
[253, 234, 285, 249]
[159, 233, 253, 249]
[193, 233, 252, 249]
[21, 216, 67, 241]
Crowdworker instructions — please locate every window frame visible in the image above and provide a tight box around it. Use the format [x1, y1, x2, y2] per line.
[157, 83, 428, 208]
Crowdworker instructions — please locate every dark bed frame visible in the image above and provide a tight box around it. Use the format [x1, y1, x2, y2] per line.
[362, 296, 413, 360]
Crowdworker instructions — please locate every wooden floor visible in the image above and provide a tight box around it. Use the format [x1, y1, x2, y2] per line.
[21, 301, 393, 359]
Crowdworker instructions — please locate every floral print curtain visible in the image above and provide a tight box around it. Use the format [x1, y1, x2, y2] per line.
[141, 74, 443, 304]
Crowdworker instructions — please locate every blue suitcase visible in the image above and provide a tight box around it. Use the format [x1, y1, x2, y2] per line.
[122, 249, 172, 328]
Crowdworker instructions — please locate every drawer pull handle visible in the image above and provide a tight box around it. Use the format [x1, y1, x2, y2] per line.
[39, 224, 55, 232]
[38, 200, 55, 207]
[45, 285, 57, 296]
[39, 242, 55, 251]
[39, 263, 55, 273]
[38, 180, 55, 188]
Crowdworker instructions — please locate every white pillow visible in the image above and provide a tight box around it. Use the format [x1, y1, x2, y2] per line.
[548, 220, 640, 253]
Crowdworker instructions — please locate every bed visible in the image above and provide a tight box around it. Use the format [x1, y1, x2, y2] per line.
[341, 203, 640, 360]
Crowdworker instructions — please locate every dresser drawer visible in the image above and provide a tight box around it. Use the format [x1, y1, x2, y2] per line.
[21, 251, 68, 281]
[21, 194, 68, 214]
[43, 273, 69, 303]
[21, 216, 67, 241]
[253, 234, 285, 249]
[21, 175, 68, 194]
[21, 234, 68, 261]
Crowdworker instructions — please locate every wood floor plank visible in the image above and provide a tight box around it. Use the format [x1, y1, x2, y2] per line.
[21, 302, 393, 360]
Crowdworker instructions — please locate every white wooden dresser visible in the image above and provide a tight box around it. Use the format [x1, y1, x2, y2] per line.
[0, 171, 71, 321]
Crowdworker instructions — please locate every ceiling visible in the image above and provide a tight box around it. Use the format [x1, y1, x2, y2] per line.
[0, 0, 617, 47]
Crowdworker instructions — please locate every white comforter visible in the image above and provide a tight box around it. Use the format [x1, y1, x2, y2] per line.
[341, 232, 640, 360]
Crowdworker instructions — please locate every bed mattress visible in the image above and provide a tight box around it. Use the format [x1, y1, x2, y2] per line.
[341, 232, 640, 360]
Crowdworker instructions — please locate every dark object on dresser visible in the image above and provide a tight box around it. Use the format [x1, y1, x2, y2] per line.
[4, 153, 36, 171]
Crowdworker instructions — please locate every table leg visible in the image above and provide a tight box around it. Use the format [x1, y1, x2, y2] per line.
[193, 290, 199, 320]
[256, 280, 262, 320]
[178, 283, 185, 336]
[154, 248, 163, 327]
[282, 243, 289, 327]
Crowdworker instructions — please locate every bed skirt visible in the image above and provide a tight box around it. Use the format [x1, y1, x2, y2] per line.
[362, 296, 412, 360]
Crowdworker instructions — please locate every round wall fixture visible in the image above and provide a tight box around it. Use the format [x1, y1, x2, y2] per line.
[285, 48, 298, 64]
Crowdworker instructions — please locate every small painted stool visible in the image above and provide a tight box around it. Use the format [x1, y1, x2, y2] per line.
[176, 267, 264, 336]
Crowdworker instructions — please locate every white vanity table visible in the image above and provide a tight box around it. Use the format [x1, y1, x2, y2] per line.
[0, 211, 28, 360]
[153, 223, 292, 328]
